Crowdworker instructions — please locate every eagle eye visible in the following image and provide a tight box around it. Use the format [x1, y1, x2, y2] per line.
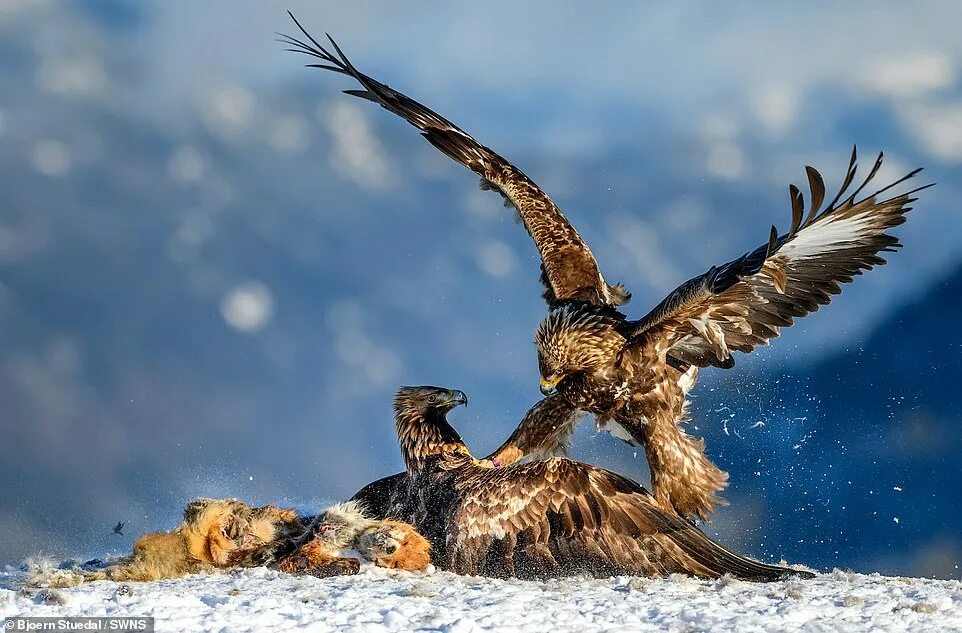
[427, 394, 440, 404]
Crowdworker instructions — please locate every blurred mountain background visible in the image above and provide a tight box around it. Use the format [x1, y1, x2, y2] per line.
[0, 1, 959, 578]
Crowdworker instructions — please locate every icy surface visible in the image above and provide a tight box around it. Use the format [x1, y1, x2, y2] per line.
[3, 565, 962, 632]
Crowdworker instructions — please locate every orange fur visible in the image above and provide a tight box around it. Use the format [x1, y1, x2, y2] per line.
[277, 512, 430, 575]
[30, 498, 304, 587]
[374, 521, 431, 571]
[28, 499, 431, 588]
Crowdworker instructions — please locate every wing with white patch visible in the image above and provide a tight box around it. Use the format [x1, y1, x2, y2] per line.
[629, 148, 930, 369]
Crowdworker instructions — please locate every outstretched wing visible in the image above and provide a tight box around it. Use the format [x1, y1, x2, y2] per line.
[484, 395, 584, 466]
[629, 149, 931, 369]
[448, 458, 806, 580]
[280, 13, 629, 308]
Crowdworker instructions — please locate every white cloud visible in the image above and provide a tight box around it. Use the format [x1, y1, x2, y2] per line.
[0, 0, 49, 20]
[323, 101, 395, 190]
[463, 186, 504, 218]
[35, 55, 108, 99]
[31, 139, 72, 176]
[202, 83, 256, 140]
[167, 145, 206, 184]
[326, 300, 403, 386]
[660, 197, 709, 233]
[167, 210, 214, 263]
[861, 52, 954, 100]
[475, 239, 517, 278]
[752, 83, 799, 135]
[43, 337, 82, 378]
[0, 214, 49, 262]
[267, 115, 309, 153]
[325, 300, 365, 332]
[363, 347, 403, 385]
[606, 214, 682, 289]
[706, 142, 746, 180]
[898, 101, 962, 161]
[220, 282, 274, 333]
[701, 114, 739, 141]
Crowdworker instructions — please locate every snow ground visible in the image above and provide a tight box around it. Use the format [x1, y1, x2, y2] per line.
[3, 564, 961, 632]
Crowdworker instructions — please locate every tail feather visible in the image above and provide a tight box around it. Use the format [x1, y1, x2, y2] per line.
[635, 409, 729, 521]
[672, 525, 814, 581]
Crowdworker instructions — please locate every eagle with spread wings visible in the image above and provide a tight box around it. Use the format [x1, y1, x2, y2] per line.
[282, 15, 931, 520]
[351, 386, 809, 580]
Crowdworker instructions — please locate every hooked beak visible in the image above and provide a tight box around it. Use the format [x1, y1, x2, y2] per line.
[448, 390, 469, 407]
[540, 376, 560, 396]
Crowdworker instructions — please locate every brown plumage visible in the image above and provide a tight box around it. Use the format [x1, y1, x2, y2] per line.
[352, 386, 811, 581]
[506, 151, 930, 519]
[282, 17, 930, 521]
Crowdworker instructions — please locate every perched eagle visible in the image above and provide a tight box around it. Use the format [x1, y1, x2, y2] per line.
[351, 386, 810, 580]
[282, 16, 931, 520]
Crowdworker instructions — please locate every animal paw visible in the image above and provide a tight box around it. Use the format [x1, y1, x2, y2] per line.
[274, 553, 311, 574]
[306, 557, 360, 577]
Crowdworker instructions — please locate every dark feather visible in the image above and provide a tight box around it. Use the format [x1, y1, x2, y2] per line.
[627, 152, 931, 370]
[280, 14, 628, 308]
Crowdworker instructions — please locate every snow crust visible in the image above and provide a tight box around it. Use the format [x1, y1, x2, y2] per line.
[3, 565, 961, 632]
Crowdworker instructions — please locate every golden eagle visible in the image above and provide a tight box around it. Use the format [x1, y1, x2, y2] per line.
[282, 16, 930, 521]
[351, 386, 810, 580]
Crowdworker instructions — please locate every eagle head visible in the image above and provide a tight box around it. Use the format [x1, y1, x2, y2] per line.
[393, 386, 470, 472]
[535, 303, 626, 396]
[394, 386, 469, 415]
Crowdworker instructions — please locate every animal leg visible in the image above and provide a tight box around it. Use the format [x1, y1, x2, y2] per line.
[305, 558, 361, 577]
[274, 536, 359, 576]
